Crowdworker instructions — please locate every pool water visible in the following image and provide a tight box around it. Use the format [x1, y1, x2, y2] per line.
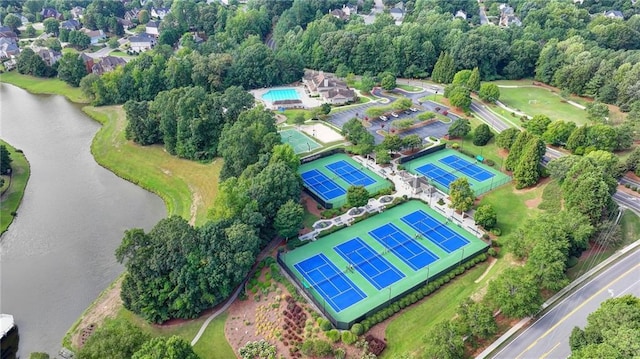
[262, 88, 300, 102]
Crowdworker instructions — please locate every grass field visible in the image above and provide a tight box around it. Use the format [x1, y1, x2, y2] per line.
[118, 308, 235, 359]
[85, 106, 221, 225]
[0, 71, 88, 103]
[496, 85, 590, 125]
[0, 140, 30, 235]
[396, 84, 422, 92]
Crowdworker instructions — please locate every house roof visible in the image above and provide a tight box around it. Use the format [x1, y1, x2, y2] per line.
[130, 33, 156, 43]
[60, 19, 81, 30]
[604, 10, 624, 18]
[81, 29, 105, 39]
[99, 55, 126, 67]
[325, 88, 355, 99]
[146, 20, 160, 28]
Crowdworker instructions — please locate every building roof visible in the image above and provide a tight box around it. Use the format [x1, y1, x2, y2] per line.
[146, 20, 160, 28]
[273, 99, 303, 105]
[130, 33, 156, 43]
[604, 10, 624, 18]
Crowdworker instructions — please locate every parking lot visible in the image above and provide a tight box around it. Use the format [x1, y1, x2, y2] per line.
[327, 89, 458, 145]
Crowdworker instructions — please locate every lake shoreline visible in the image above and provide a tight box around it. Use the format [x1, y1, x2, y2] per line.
[0, 140, 31, 235]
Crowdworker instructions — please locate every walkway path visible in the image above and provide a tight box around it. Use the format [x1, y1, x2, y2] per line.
[190, 237, 283, 346]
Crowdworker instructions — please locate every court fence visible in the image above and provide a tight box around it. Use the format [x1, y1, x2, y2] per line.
[473, 174, 512, 196]
[398, 143, 446, 164]
[301, 148, 345, 164]
[277, 247, 489, 331]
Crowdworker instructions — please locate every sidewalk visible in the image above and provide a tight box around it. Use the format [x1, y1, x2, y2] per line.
[475, 239, 640, 358]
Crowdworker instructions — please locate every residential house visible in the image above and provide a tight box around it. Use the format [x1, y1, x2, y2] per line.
[604, 10, 624, 19]
[16, 14, 30, 25]
[455, 10, 467, 20]
[60, 19, 81, 31]
[81, 28, 106, 45]
[41, 8, 63, 20]
[146, 21, 160, 36]
[124, 8, 140, 21]
[330, 8, 349, 21]
[498, 4, 522, 27]
[0, 26, 18, 41]
[151, 7, 169, 19]
[0, 38, 19, 59]
[129, 33, 156, 52]
[80, 52, 94, 73]
[3, 58, 17, 71]
[70, 6, 85, 19]
[116, 17, 135, 30]
[34, 47, 62, 66]
[390, 2, 405, 24]
[302, 70, 356, 105]
[91, 55, 127, 75]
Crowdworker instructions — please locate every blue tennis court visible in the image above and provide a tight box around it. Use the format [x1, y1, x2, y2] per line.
[439, 155, 494, 182]
[326, 160, 376, 187]
[401, 210, 470, 253]
[294, 253, 367, 312]
[301, 169, 346, 200]
[415, 163, 458, 189]
[334, 237, 405, 290]
[368, 223, 439, 271]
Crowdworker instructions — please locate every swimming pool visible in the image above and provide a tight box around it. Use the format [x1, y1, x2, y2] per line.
[262, 88, 300, 102]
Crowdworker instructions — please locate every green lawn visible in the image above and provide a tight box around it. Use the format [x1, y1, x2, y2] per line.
[0, 140, 30, 235]
[495, 85, 589, 125]
[382, 181, 542, 357]
[0, 71, 88, 103]
[538, 180, 562, 212]
[396, 84, 422, 92]
[85, 106, 222, 225]
[118, 308, 235, 359]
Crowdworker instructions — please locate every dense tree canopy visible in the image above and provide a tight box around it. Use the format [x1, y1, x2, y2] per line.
[449, 177, 475, 213]
[0, 145, 12, 175]
[447, 118, 471, 139]
[116, 216, 261, 323]
[569, 295, 640, 359]
[77, 319, 150, 359]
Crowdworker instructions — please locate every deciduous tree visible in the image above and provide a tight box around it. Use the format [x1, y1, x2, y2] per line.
[524, 115, 551, 136]
[474, 204, 497, 229]
[449, 177, 475, 213]
[56, 52, 87, 87]
[274, 199, 303, 240]
[132, 336, 198, 359]
[495, 128, 521, 149]
[0, 145, 12, 175]
[423, 320, 464, 359]
[478, 83, 500, 103]
[347, 185, 370, 208]
[448, 118, 471, 139]
[77, 319, 150, 359]
[472, 124, 494, 146]
[487, 267, 542, 318]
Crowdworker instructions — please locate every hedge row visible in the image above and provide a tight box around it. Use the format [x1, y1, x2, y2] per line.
[355, 253, 488, 333]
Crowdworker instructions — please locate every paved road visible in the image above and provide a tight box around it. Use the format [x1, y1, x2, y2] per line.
[491, 249, 640, 359]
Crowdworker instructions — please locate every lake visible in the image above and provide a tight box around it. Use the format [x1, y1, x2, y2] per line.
[0, 83, 166, 356]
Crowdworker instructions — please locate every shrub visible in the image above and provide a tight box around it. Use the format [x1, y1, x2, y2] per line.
[487, 248, 497, 257]
[342, 330, 358, 345]
[326, 329, 341, 343]
[485, 159, 495, 166]
[490, 227, 502, 236]
[567, 256, 579, 268]
[451, 142, 460, 149]
[319, 318, 333, 331]
[334, 347, 346, 359]
[351, 323, 364, 336]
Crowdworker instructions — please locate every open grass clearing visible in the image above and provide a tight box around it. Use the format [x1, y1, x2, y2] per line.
[497, 86, 589, 125]
[0, 71, 88, 103]
[118, 308, 235, 359]
[0, 140, 30, 235]
[538, 179, 562, 212]
[85, 105, 221, 225]
[396, 84, 422, 92]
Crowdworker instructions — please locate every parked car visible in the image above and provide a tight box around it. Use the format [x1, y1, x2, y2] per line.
[410, 107, 419, 112]
[380, 115, 388, 121]
[391, 112, 399, 118]
[404, 110, 412, 115]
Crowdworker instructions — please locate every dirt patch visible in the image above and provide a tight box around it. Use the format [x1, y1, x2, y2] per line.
[188, 185, 203, 226]
[302, 192, 322, 218]
[513, 176, 550, 194]
[71, 278, 123, 349]
[497, 148, 508, 159]
[525, 197, 542, 209]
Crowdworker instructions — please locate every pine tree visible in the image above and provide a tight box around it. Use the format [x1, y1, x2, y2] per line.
[432, 52, 455, 83]
[468, 67, 481, 92]
[505, 131, 534, 171]
[513, 137, 544, 189]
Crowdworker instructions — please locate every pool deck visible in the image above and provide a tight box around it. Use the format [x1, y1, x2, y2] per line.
[251, 86, 323, 109]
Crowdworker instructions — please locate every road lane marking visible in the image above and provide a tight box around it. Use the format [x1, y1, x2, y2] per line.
[539, 342, 560, 359]
[514, 263, 640, 359]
